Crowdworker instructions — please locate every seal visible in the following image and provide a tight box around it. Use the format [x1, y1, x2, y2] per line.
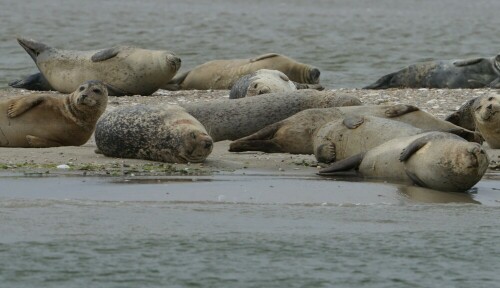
[229, 104, 478, 154]
[445, 98, 477, 131]
[95, 105, 213, 163]
[313, 116, 424, 163]
[181, 90, 362, 142]
[363, 54, 500, 89]
[0, 80, 107, 147]
[9, 72, 54, 92]
[318, 132, 489, 192]
[229, 69, 323, 99]
[16, 37, 181, 96]
[163, 53, 320, 90]
[472, 94, 500, 148]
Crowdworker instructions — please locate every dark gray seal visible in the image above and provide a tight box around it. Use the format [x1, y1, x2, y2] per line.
[318, 132, 489, 192]
[95, 105, 213, 163]
[364, 55, 500, 89]
[181, 90, 362, 142]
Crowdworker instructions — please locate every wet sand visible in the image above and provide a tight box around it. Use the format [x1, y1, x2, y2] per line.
[0, 88, 499, 177]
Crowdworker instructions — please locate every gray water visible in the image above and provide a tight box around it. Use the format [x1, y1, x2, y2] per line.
[2, 0, 500, 287]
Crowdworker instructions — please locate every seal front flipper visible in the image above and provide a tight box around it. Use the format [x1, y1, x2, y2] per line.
[26, 135, 62, 148]
[362, 72, 398, 89]
[399, 132, 461, 161]
[384, 104, 419, 117]
[453, 57, 484, 67]
[343, 116, 365, 129]
[9, 73, 53, 91]
[91, 47, 122, 62]
[250, 53, 280, 62]
[317, 153, 365, 175]
[293, 82, 324, 90]
[229, 139, 282, 153]
[7, 96, 45, 118]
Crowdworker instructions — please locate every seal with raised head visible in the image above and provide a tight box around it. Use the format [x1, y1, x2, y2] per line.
[363, 54, 500, 89]
[95, 105, 213, 163]
[472, 94, 500, 148]
[0, 80, 107, 147]
[163, 53, 320, 91]
[229, 104, 478, 154]
[229, 69, 323, 99]
[16, 37, 181, 96]
[318, 132, 489, 192]
[181, 90, 361, 142]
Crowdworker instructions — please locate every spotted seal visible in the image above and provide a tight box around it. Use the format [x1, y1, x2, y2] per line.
[16, 37, 181, 96]
[364, 55, 500, 89]
[229, 104, 478, 154]
[95, 105, 213, 163]
[181, 90, 361, 142]
[318, 132, 489, 192]
[0, 80, 107, 147]
[163, 53, 320, 90]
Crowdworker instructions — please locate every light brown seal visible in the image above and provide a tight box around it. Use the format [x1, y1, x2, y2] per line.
[181, 90, 362, 142]
[0, 80, 107, 147]
[163, 53, 320, 90]
[16, 37, 181, 96]
[318, 132, 489, 192]
[95, 105, 213, 163]
[472, 94, 500, 148]
[229, 104, 478, 154]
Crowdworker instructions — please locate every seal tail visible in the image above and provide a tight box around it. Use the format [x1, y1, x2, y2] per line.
[17, 37, 51, 62]
[362, 72, 397, 89]
[162, 70, 190, 91]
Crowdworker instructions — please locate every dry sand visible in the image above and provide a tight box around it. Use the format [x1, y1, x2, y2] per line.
[0, 88, 499, 178]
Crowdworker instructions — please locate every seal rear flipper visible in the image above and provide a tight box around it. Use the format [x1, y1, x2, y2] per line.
[229, 139, 283, 153]
[7, 96, 45, 118]
[362, 72, 398, 89]
[17, 37, 51, 62]
[488, 78, 500, 88]
[384, 104, 420, 117]
[293, 82, 324, 91]
[9, 72, 53, 91]
[405, 171, 428, 188]
[250, 53, 280, 62]
[104, 83, 131, 96]
[162, 71, 190, 90]
[91, 47, 121, 62]
[318, 153, 364, 175]
[453, 57, 484, 67]
[26, 135, 62, 148]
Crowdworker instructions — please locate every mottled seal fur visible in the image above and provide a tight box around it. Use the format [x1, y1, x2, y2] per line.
[95, 105, 213, 163]
[229, 104, 478, 154]
[181, 90, 362, 142]
[318, 132, 489, 192]
[163, 53, 320, 90]
[0, 80, 107, 147]
[16, 37, 181, 96]
[472, 94, 500, 148]
[364, 55, 500, 89]
[314, 116, 424, 163]
[9, 72, 54, 92]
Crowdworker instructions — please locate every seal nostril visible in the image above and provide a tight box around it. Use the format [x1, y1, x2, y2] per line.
[487, 104, 493, 109]
[204, 141, 213, 149]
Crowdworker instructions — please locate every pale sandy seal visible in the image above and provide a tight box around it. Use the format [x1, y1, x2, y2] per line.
[16, 37, 181, 96]
[318, 132, 489, 192]
[0, 80, 107, 147]
[229, 69, 323, 99]
[181, 90, 362, 142]
[229, 104, 478, 154]
[445, 98, 477, 131]
[472, 94, 500, 148]
[364, 55, 500, 89]
[313, 116, 424, 163]
[163, 53, 320, 90]
[95, 105, 213, 163]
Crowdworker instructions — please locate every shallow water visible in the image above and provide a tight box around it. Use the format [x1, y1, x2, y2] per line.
[1, 0, 500, 88]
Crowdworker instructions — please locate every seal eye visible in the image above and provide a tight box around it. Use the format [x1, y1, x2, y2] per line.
[92, 88, 101, 94]
[190, 132, 196, 139]
[79, 86, 85, 92]
[475, 105, 482, 111]
[488, 97, 494, 101]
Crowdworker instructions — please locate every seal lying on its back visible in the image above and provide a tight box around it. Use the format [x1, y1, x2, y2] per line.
[15, 37, 181, 96]
[229, 69, 323, 99]
[95, 105, 213, 163]
[181, 90, 361, 142]
[229, 104, 479, 154]
[364, 55, 500, 89]
[0, 80, 107, 147]
[163, 53, 320, 90]
[318, 132, 489, 192]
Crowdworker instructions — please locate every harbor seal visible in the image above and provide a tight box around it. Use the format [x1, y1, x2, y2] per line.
[445, 98, 477, 131]
[9, 72, 54, 92]
[163, 53, 320, 90]
[229, 104, 478, 154]
[472, 94, 500, 148]
[0, 80, 107, 147]
[229, 69, 323, 99]
[363, 54, 500, 89]
[313, 116, 424, 163]
[95, 105, 213, 163]
[16, 37, 181, 96]
[318, 132, 489, 192]
[181, 90, 361, 142]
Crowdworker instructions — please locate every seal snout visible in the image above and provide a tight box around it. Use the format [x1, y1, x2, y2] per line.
[166, 54, 181, 72]
[308, 68, 321, 84]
